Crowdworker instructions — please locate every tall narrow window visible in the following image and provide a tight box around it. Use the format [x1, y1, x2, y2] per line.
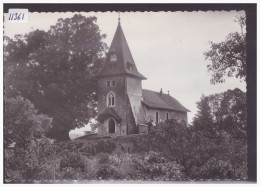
[107, 92, 115, 107]
[166, 112, 169, 120]
[156, 112, 159, 124]
[112, 80, 116, 87]
[107, 81, 110, 87]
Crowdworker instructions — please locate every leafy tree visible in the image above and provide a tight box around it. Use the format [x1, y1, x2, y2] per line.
[4, 96, 55, 182]
[4, 96, 52, 148]
[191, 89, 247, 179]
[220, 88, 247, 138]
[204, 15, 246, 84]
[149, 120, 192, 174]
[4, 14, 107, 140]
[194, 88, 246, 138]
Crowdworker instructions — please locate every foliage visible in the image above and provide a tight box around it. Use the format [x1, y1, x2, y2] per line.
[5, 138, 57, 182]
[56, 134, 149, 157]
[204, 15, 246, 84]
[4, 89, 247, 182]
[131, 152, 185, 180]
[4, 96, 52, 148]
[149, 120, 192, 169]
[60, 151, 87, 172]
[149, 89, 247, 180]
[58, 151, 88, 180]
[4, 14, 107, 140]
[193, 88, 247, 138]
[193, 95, 215, 135]
[4, 96, 57, 182]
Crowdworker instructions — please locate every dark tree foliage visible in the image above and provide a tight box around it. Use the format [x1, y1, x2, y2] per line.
[212, 88, 247, 139]
[4, 96, 54, 182]
[193, 95, 215, 135]
[149, 120, 192, 175]
[148, 88, 247, 180]
[4, 14, 107, 140]
[204, 15, 246, 84]
[149, 119, 247, 179]
[194, 88, 247, 139]
[4, 96, 52, 148]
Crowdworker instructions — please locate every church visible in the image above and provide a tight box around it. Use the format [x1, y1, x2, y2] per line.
[96, 19, 190, 136]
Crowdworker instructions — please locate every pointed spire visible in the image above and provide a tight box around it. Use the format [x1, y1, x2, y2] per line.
[118, 11, 121, 23]
[96, 16, 146, 80]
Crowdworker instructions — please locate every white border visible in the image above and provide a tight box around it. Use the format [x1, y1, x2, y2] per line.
[1, 1, 258, 186]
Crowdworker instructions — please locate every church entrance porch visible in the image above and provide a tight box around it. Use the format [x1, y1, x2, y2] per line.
[97, 108, 122, 136]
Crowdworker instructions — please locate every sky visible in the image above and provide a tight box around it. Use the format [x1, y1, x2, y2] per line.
[4, 11, 246, 136]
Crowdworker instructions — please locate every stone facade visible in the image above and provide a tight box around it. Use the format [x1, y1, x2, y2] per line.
[97, 76, 126, 136]
[143, 107, 188, 124]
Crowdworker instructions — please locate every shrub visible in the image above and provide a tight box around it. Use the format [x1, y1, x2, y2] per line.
[96, 152, 110, 164]
[95, 164, 123, 180]
[94, 152, 124, 180]
[131, 152, 185, 180]
[60, 151, 87, 172]
[195, 157, 233, 180]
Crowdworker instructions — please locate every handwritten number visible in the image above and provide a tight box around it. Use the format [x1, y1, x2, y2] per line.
[8, 13, 25, 21]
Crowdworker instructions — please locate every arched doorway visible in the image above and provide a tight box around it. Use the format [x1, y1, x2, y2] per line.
[108, 118, 116, 133]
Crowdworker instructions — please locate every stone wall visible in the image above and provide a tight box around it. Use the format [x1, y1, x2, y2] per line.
[143, 106, 188, 124]
[97, 76, 142, 136]
[138, 124, 149, 134]
[97, 76, 127, 136]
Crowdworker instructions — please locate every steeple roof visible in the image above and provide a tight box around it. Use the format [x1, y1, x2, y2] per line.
[96, 21, 146, 79]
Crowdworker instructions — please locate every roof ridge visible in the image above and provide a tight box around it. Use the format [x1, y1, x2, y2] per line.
[142, 89, 173, 109]
[116, 23, 128, 75]
[142, 88, 166, 95]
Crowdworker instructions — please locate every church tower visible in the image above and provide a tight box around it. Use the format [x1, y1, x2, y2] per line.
[96, 19, 146, 136]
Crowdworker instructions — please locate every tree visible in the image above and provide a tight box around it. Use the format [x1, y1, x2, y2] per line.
[218, 88, 247, 138]
[204, 15, 246, 84]
[194, 89, 247, 138]
[4, 96, 52, 148]
[193, 95, 215, 134]
[4, 97, 54, 182]
[149, 120, 192, 174]
[192, 89, 247, 179]
[4, 14, 107, 140]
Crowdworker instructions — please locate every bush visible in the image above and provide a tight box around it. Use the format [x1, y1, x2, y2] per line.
[60, 151, 87, 172]
[94, 152, 124, 180]
[96, 152, 110, 164]
[131, 152, 185, 180]
[195, 157, 233, 180]
[95, 165, 123, 180]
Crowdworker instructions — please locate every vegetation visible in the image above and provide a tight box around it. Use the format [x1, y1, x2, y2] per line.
[4, 14, 107, 141]
[4, 89, 247, 182]
[148, 88, 247, 180]
[204, 15, 246, 84]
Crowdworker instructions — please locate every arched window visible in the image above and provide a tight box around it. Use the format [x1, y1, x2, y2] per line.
[108, 118, 116, 133]
[107, 92, 115, 107]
